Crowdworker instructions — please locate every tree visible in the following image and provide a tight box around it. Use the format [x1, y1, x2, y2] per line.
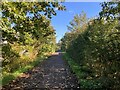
[99, 2, 120, 20]
[1, 2, 65, 73]
[61, 4, 120, 88]
[1, 2, 66, 44]
[67, 11, 88, 33]
[61, 12, 88, 51]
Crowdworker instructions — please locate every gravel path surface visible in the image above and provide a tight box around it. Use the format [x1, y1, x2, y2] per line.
[2, 52, 79, 90]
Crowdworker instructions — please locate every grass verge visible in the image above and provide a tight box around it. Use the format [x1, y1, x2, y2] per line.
[1, 55, 48, 86]
[63, 53, 103, 89]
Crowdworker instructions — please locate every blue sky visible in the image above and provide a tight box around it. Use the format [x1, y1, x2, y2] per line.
[51, 2, 102, 43]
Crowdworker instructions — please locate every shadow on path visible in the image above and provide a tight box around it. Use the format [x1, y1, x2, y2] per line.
[2, 52, 79, 89]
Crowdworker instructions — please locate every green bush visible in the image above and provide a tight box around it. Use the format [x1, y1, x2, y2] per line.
[61, 4, 120, 88]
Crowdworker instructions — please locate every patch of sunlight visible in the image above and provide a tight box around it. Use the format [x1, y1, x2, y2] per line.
[25, 65, 33, 69]
[13, 65, 32, 77]
[13, 71, 23, 77]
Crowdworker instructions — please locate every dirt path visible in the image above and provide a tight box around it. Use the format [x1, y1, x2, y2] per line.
[2, 52, 79, 89]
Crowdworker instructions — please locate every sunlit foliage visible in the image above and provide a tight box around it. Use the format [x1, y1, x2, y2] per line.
[61, 2, 120, 89]
[1, 2, 65, 85]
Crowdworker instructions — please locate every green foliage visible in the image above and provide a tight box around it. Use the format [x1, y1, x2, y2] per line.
[99, 2, 120, 20]
[60, 12, 88, 51]
[63, 53, 103, 89]
[1, 74, 15, 86]
[61, 3, 120, 89]
[1, 2, 65, 85]
[67, 11, 88, 32]
[1, 55, 48, 86]
[1, 2, 65, 44]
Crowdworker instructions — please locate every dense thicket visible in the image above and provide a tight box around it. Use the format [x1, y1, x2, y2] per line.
[1, 2, 65, 78]
[61, 2, 120, 89]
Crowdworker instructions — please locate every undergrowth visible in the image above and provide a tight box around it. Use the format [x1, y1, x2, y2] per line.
[63, 53, 109, 89]
[1, 55, 48, 86]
